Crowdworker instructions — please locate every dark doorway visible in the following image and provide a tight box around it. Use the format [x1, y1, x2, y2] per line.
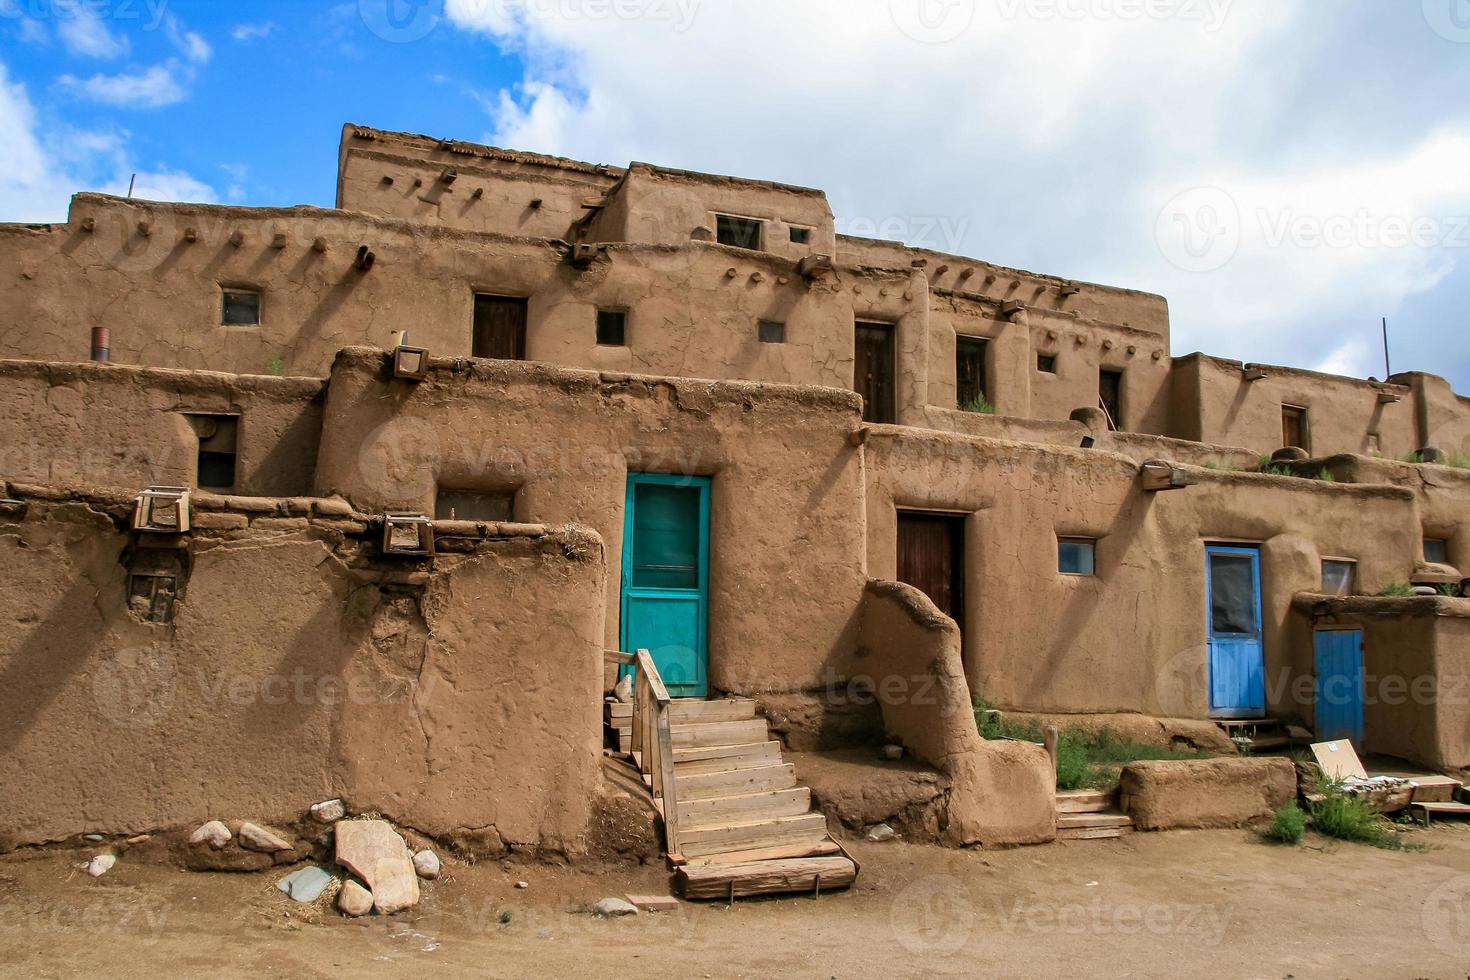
[855, 321, 897, 424]
[897, 511, 966, 636]
[1099, 369, 1124, 430]
[472, 294, 528, 359]
[1282, 405, 1309, 451]
[955, 335, 989, 410]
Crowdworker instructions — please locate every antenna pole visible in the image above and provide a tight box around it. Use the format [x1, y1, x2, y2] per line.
[1382, 317, 1391, 379]
[127, 174, 136, 198]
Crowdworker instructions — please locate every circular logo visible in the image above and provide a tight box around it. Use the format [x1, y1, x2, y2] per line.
[1423, 0, 1470, 43]
[1423, 875, 1470, 957]
[890, 875, 975, 955]
[356, 415, 443, 503]
[1153, 644, 1210, 717]
[889, 0, 976, 43]
[91, 646, 177, 731]
[1154, 186, 1241, 273]
[359, 0, 440, 43]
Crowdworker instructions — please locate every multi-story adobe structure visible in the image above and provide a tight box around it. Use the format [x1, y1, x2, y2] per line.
[1, 125, 1468, 878]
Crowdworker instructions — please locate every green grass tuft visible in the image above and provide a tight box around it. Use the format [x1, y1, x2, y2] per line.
[1308, 777, 1421, 850]
[1377, 581, 1415, 597]
[960, 394, 996, 415]
[1262, 801, 1306, 845]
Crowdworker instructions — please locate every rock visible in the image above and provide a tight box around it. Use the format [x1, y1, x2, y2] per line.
[592, 897, 638, 917]
[614, 675, 633, 703]
[1120, 757, 1297, 831]
[238, 822, 292, 853]
[338, 879, 374, 917]
[277, 866, 334, 903]
[125, 835, 151, 845]
[412, 849, 440, 880]
[866, 823, 896, 842]
[310, 799, 346, 824]
[189, 821, 232, 849]
[86, 854, 115, 877]
[335, 820, 419, 914]
[515, 880, 529, 889]
[881, 744, 904, 761]
[84, 834, 105, 842]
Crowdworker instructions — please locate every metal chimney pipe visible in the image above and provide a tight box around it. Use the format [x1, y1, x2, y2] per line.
[90, 326, 110, 363]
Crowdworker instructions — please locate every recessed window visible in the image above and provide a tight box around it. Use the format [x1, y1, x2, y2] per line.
[435, 488, 515, 522]
[188, 414, 239, 490]
[596, 308, 627, 347]
[758, 320, 786, 344]
[716, 214, 763, 250]
[1058, 537, 1096, 576]
[473, 294, 528, 360]
[1322, 559, 1356, 596]
[1425, 538, 1450, 564]
[1282, 405, 1310, 452]
[222, 288, 260, 326]
[789, 226, 811, 245]
[1037, 353, 1057, 373]
[956, 336, 989, 412]
[1100, 369, 1124, 431]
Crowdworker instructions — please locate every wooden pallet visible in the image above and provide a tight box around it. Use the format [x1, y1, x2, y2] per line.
[1055, 787, 1135, 840]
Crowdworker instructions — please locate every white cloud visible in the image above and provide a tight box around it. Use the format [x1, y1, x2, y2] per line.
[164, 14, 212, 63]
[58, 64, 186, 108]
[0, 62, 214, 222]
[230, 22, 275, 43]
[55, 1, 130, 59]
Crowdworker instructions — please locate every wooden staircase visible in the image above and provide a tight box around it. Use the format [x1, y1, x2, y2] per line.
[1056, 788, 1134, 840]
[605, 651, 858, 900]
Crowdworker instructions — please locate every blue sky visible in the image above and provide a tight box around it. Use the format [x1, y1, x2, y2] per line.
[3, 0, 1470, 390]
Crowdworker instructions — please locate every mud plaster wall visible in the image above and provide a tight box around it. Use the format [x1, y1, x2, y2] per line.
[1322, 455, 1470, 569]
[0, 359, 322, 497]
[863, 426, 1421, 719]
[1289, 596, 1470, 771]
[0, 501, 607, 854]
[311, 349, 870, 693]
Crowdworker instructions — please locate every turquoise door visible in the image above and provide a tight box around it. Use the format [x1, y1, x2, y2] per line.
[620, 473, 710, 697]
[1206, 545, 1265, 718]
[1314, 630, 1364, 744]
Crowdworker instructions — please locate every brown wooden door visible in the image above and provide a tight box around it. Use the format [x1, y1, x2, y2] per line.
[897, 512, 965, 633]
[1282, 405, 1309, 451]
[473, 295, 528, 359]
[854, 321, 896, 424]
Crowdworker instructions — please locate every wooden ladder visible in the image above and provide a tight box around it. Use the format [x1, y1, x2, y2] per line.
[605, 650, 858, 900]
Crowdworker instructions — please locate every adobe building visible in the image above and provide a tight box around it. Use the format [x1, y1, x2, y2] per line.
[1, 124, 1468, 883]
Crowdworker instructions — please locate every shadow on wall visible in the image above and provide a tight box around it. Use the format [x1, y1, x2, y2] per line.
[857, 579, 1055, 846]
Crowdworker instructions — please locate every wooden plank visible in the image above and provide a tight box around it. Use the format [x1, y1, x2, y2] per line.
[677, 788, 811, 826]
[1058, 825, 1134, 840]
[677, 764, 797, 801]
[669, 719, 770, 748]
[655, 704, 680, 854]
[682, 839, 841, 867]
[1056, 812, 1133, 829]
[613, 699, 755, 724]
[1408, 776, 1462, 803]
[677, 813, 829, 857]
[674, 742, 782, 774]
[625, 894, 680, 912]
[604, 650, 636, 666]
[1056, 798, 1112, 814]
[677, 856, 856, 900]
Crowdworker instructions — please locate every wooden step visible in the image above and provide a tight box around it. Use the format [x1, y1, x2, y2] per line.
[1056, 790, 1115, 814]
[677, 812, 830, 858]
[672, 741, 782, 774]
[677, 763, 798, 801]
[1410, 801, 1470, 826]
[1057, 824, 1135, 840]
[1057, 812, 1133, 831]
[680, 839, 841, 867]
[678, 788, 812, 827]
[677, 855, 857, 900]
[607, 698, 757, 729]
[619, 718, 770, 753]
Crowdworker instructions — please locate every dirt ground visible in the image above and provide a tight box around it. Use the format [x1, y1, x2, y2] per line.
[5, 824, 1470, 979]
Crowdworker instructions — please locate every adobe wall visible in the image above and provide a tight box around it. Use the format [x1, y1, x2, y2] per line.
[0, 489, 607, 854]
[1289, 595, 1470, 772]
[311, 349, 871, 694]
[0, 359, 322, 497]
[1317, 454, 1470, 568]
[863, 426, 1419, 720]
[1172, 353, 1418, 457]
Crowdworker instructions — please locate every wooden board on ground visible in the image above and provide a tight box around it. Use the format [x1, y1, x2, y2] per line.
[680, 839, 841, 867]
[1311, 739, 1367, 780]
[625, 894, 680, 911]
[677, 856, 857, 900]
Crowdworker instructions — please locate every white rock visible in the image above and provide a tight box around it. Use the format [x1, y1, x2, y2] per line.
[238, 821, 292, 853]
[866, 823, 896, 842]
[413, 849, 440, 880]
[335, 819, 419, 914]
[593, 897, 639, 917]
[338, 879, 374, 917]
[614, 675, 633, 703]
[310, 799, 345, 824]
[881, 744, 904, 761]
[515, 880, 529, 889]
[86, 854, 116, 877]
[188, 820, 232, 849]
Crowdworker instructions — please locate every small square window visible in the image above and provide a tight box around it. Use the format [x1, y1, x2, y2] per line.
[716, 214, 763, 250]
[1322, 559, 1356, 596]
[789, 226, 811, 245]
[1058, 537, 1096, 576]
[596, 309, 627, 347]
[1037, 354, 1057, 373]
[188, 414, 239, 490]
[758, 320, 786, 344]
[222, 289, 260, 326]
[1425, 538, 1450, 564]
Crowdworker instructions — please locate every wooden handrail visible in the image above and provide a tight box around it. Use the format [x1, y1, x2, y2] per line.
[604, 649, 636, 666]
[618, 647, 680, 855]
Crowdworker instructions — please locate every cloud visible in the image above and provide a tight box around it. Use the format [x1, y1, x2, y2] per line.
[164, 14, 212, 63]
[57, 64, 185, 108]
[55, 0, 130, 59]
[230, 22, 275, 43]
[0, 61, 214, 222]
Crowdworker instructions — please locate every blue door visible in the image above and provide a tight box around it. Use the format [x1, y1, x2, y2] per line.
[1314, 630, 1364, 744]
[1206, 545, 1265, 718]
[620, 473, 710, 697]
